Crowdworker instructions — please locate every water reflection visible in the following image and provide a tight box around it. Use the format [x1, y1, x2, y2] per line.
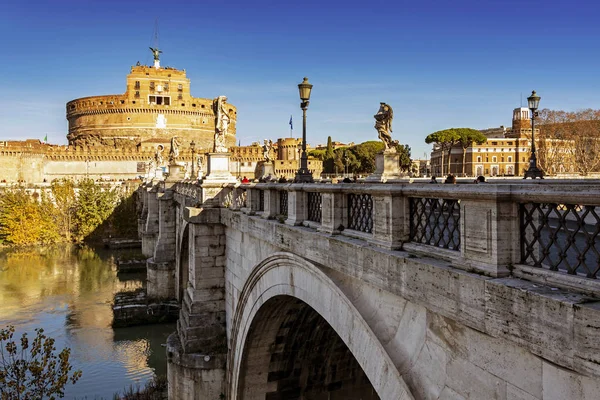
[0, 245, 174, 399]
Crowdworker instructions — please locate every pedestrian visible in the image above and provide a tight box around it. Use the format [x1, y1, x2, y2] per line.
[476, 175, 487, 183]
[444, 174, 456, 184]
[241, 176, 249, 184]
[429, 176, 438, 184]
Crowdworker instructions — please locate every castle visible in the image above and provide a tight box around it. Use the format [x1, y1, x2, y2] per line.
[1, 49, 235, 183]
[0, 49, 323, 183]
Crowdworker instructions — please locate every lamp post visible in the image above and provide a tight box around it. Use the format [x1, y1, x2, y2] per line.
[344, 150, 349, 177]
[190, 140, 196, 178]
[523, 90, 544, 179]
[295, 77, 314, 183]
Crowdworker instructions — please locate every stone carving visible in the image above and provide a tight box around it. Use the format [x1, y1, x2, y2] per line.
[213, 96, 230, 153]
[263, 139, 274, 162]
[197, 154, 203, 172]
[155, 144, 164, 166]
[374, 102, 398, 152]
[168, 137, 180, 163]
[149, 47, 162, 61]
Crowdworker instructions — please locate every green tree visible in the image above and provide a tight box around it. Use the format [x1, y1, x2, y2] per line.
[395, 144, 412, 171]
[51, 179, 76, 241]
[425, 129, 461, 176]
[0, 325, 82, 399]
[73, 179, 119, 242]
[324, 136, 335, 173]
[456, 128, 487, 176]
[351, 141, 385, 174]
[307, 149, 326, 161]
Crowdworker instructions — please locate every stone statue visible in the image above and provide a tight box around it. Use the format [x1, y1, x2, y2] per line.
[196, 154, 203, 172]
[168, 137, 180, 163]
[263, 139, 274, 162]
[213, 96, 230, 152]
[374, 102, 398, 151]
[149, 47, 162, 61]
[155, 144, 164, 166]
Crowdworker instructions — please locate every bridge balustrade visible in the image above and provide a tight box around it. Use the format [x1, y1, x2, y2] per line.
[409, 197, 460, 251]
[168, 181, 600, 294]
[347, 193, 373, 234]
[520, 202, 600, 279]
[306, 192, 322, 223]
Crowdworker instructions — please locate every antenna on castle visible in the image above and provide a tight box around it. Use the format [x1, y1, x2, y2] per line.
[149, 18, 162, 69]
[153, 18, 160, 49]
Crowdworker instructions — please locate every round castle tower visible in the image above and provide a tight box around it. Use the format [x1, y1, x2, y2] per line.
[66, 50, 237, 151]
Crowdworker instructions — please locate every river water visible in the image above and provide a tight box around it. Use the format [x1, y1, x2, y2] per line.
[0, 245, 174, 399]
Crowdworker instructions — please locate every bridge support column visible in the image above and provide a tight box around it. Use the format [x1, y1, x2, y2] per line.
[141, 185, 160, 258]
[459, 197, 518, 277]
[169, 206, 226, 399]
[147, 190, 176, 299]
[319, 190, 346, 234]
[286, 187, 307, 226]
[369, 192, 408, 250]
[262, 186, 279, 219]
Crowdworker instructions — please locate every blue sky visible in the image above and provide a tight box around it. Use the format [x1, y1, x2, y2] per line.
[1, 0, 599, 158]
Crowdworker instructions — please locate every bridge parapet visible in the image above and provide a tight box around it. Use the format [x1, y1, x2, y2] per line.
[242, 182, 600, 294]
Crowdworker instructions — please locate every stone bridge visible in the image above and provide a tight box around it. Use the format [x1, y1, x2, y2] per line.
[138, 178, 600, 399]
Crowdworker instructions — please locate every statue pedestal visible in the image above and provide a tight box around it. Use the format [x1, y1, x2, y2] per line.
[204, 153, 237, 183]
[166, 163, 185, 181]
[366, 152, 404, 183]
[259, 161, 276, 180]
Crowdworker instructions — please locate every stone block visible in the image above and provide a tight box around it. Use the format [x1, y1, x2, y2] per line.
[446, 356, 507, 400]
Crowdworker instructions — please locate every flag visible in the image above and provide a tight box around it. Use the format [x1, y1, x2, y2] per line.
[289, 115, 293, 131]
[43, 134, 47, 143]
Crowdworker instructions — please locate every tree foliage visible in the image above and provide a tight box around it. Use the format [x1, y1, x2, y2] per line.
[324, 136, 335, 173]
[73, 179, 119, 242]
[0, 180, 136, 246]
[0, 190, 61, 246]
[0, 325, 82, 399]
[425, 128, 462, 176]
[537, 108, 600, 175]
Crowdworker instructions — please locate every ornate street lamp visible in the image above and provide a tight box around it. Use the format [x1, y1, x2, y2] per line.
[190, 140, 196, 178]
[523, 90, 544, 179]
[295, 77, 314, 183]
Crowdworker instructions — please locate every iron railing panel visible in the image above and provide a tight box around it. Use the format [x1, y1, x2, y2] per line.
[520, 203, 600, 278]
[307, 192, 322, 223]
[409, 197, 461, 251]
[347, 193, 373, 233]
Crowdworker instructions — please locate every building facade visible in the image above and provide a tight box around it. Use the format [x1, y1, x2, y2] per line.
[430, 107, 534, 177]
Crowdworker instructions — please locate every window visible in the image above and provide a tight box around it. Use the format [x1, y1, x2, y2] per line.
[477, 156, 482, 162]
[148, 95, 170, 105]
[149, 81, 155, 90]
[134, 81, 140, 89]
[135, 91, 140, 98]
[178, 84, 183, 91]
[501, 156, 504, 162]
[508, 156, 512, 162]
[492, 156, 497, 162]
[164, 83, 169, 91]
[178, 94, 183, 100]
[492, 141, 497, 145]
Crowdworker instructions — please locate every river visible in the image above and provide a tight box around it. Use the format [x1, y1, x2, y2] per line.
[0, 245, 174, 399]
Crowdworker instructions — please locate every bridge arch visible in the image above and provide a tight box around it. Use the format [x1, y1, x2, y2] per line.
[228, 252, 414, 400]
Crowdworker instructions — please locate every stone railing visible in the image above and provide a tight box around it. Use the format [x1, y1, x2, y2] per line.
[239, 182, 600, 295]
[161, 180, 600, 295]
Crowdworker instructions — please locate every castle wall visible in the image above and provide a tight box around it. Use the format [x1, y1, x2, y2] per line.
[65, 65, 237, 150]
